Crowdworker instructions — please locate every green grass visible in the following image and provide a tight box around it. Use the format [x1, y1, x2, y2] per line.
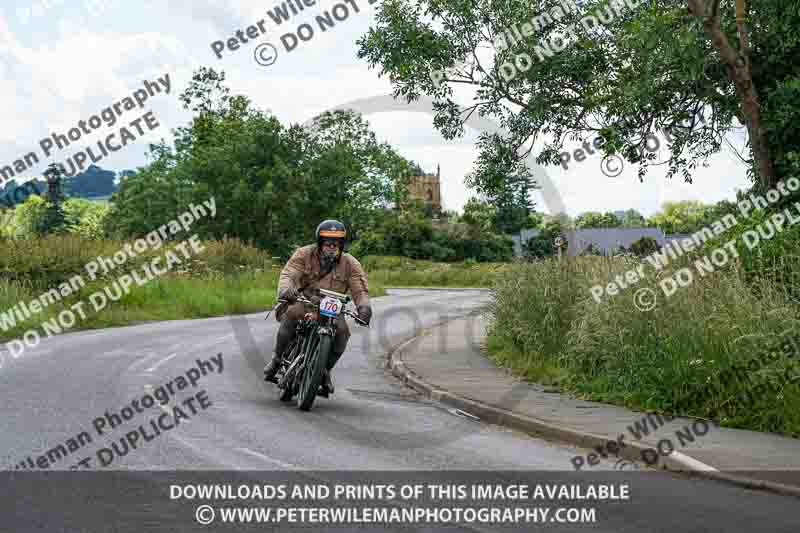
[361, 255, 510, 288]
[0, 239, 505, 343]
[487, 247, 800, 437]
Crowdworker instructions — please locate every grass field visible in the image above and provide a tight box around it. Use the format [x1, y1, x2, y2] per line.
[0, 238, 504, 344]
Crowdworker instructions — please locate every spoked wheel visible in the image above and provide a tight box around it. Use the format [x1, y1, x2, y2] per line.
[297, 335, 332, 411]
[279, 383, 294, 402]
[278, 340, 300, 402]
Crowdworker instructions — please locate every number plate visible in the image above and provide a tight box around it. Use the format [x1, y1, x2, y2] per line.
[319, 296, 341, 318]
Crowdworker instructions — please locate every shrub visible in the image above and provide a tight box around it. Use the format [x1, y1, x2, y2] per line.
[629, 236, 660, 256]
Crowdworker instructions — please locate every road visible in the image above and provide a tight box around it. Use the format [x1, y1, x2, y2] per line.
[0, 289, 796, 532]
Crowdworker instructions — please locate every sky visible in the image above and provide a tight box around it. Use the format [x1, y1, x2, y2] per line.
[0, 0, 754, 217]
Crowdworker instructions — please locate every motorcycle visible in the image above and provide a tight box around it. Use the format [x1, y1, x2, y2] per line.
[265, 288, 368, 411]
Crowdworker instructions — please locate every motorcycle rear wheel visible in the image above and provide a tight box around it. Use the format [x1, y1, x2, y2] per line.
[297, 334, 332, 411]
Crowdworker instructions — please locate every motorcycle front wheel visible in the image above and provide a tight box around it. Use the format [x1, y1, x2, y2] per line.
[297, 334, 332, 411]
[278, 338, 302, 402]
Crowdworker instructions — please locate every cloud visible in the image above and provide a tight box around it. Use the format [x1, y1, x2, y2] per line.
[0, 0, 755, 218]
[0, 17, 194, 182]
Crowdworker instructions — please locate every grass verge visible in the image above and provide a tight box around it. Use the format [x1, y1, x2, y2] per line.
[0, 239, 503, 344]
[487, 245, 800, 437]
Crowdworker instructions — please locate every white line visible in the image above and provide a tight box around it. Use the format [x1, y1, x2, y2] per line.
[670, 450, 719, 472]
[143, 385, 189, 424]
[145, 352, 179, 372]
[128, 352, 161, 371]
[235, 447, 298, 469]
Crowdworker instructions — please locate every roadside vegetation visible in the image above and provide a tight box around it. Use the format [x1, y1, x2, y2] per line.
[361, 256, 509, 288]
[0, 236, 279, 342]
[488, 214, 800, 437]
[0, 69, 511, 343]
[0, 231, 509, 342]
[352, 0, 800, 438]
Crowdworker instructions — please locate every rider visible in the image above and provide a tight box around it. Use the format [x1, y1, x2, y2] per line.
[263, 219, 372, 396]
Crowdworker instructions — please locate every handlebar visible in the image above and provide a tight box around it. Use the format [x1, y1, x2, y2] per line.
[273, 296, 369, 327]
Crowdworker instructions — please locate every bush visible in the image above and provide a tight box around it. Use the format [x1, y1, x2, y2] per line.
[629, 236, 660, 256]
[5, 196, 111, 239]
[63, 199, 110, 239]
[580, 243, 604, 256]
[523, 235, 554, 259]
[349, 209, 512, 262]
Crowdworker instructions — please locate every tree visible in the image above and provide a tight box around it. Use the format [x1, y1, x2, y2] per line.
[461, 197, 497, 233]
[63, 198, 110, 239]
[647, 200, 712, 234]
[104, 68, 423, 259]
[465, 132, 535, 234]
[575, 211, 622, 229]
[307, 109, 420, 234]
[687, 0, 774, 190]
[618, 209, 646, 228]
[357, 0, 800, 195]
[9, 194, 47, 238]
[39, 163, 67, 234]
[522, 213, 571, 259]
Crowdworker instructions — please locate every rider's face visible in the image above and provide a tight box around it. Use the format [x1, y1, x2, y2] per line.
[321, 240, 340, 252]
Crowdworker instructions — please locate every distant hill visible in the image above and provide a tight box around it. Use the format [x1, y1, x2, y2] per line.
[65, 165, 120, 198]
[0, 165, 133, 202]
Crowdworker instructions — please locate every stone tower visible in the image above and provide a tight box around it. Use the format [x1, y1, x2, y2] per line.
[406, 164, 441, 212]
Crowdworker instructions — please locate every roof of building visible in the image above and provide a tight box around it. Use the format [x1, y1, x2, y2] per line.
[511, 227, 669, 256]
[564, 228, 666, 255]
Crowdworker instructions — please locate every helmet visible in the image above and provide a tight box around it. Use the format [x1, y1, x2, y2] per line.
[315, 219, 347, 249]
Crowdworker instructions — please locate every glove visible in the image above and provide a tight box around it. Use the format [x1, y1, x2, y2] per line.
[357, 304, 373, 325]
[278, 287, 299, 303]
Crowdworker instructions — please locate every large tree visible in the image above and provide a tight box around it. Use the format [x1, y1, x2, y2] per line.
[357, 0, 800, 195]
[646, 200, 713, 233]
[105, 68, 421, 258]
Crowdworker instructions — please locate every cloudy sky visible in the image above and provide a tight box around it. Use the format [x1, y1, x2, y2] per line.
[1, 0, 753, 216]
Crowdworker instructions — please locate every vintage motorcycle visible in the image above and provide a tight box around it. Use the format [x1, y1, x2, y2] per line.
[266, 288, 368, 411]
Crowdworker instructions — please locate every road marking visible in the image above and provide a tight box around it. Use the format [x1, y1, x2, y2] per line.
[235, 447, 298, 469]
[128, 352, 161, 371]
[145, 352, 179, 372]
[669, 450, 718, 471]
[451, 408, 480, 421]
[143, 385, 190, 424]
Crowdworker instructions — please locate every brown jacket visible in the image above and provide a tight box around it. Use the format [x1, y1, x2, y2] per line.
[277, 244, 370, 308]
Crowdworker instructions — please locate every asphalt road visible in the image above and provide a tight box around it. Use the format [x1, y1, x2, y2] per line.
[0, 288, 797, 532]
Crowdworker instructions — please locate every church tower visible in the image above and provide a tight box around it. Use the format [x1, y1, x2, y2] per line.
[405, 164, 442, 213]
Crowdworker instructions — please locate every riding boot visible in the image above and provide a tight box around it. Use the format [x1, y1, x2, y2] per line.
[263, 352, 282, 383]
[320, 349, 344, 396]
[265, 320, 296, 383]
